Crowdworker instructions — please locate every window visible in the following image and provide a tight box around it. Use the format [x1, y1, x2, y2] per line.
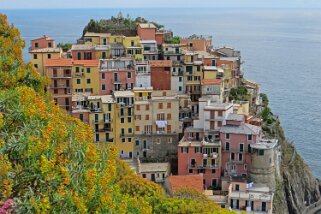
[145, 115, 149, 120]
[35, 42, 38, 48]
[47, 54, 51, 59]
[195, 147, 200, 153]
[212, 169, 216, 174]
[179, 86, 182, 91]
[127, 117, 131, 123]
[225, 133, 230, 139]
[135, 115, 141, 120]
[158, 103, 163, 109]
[167, 125, 171, 133]
[95, 133, 99, 142]
[136, 105, 140, 111]
[238, 153, 243, 161]
[168, 137, 172, 143]
[77, 79, 81, 84]
[146, 105, 149, 110]
[128, 138, 132, 142]
[102, 84, 106, 90]
[179, 77, 183, 82]
[120, 118, 124, 123]
[225, 142, 230, 151]
[127, 72, 132, 78]
[218, 111, 223, 117]
[142, 174, 146, 178]
[128, 128, 132, 133]
[86, 68, 90, 73]
[180, 147, 189, 153]
[54, 89, 58, 94]
[235, 184, 240, 191]
[77, 52, 81, 60]
[34, 64, 38, 68]
[79, 114, 83, 121]
[231, 153, 235, 160]
[244, 164, 247, 170]
[248, 135, 253, 141]
[167, 103, 171, 108]
[258, 149, 265, 156]
[135, 126, 140, 132]
[86, 79, 91, 84]
[189, 169, 193, 174]
[122, 138, 126, 143]
[240, 144, 244, 152]
[101, 73, 106, 79]
[33, 54, 37, 59]
[156, 138, 161, 144]
[102, 52, 106, 59]
[48, 42, 52, 48]
[135, 140, 140, 145]
[167, 113, 171, 120]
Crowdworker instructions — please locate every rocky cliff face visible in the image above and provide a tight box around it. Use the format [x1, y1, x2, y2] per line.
[267, 120, 321, 214]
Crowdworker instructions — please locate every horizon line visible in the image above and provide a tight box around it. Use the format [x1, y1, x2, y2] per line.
[2, 6, 321, 10]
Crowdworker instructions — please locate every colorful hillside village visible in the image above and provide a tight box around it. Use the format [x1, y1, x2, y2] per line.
[29, 17, 279, 213]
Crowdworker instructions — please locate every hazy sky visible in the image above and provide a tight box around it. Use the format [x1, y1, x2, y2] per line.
[1, 0, 321, 9]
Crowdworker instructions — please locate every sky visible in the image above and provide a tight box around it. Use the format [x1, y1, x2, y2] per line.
[1, 0, 321, 9]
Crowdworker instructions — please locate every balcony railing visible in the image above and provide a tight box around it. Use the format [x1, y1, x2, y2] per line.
[104, 118, 113, 123]
[51, 74, 72, 78]
[189, 164, 219, 169]
[120, 133, 134, 138]
[98, 128, 113, 132]
[51, 84, 71, 89]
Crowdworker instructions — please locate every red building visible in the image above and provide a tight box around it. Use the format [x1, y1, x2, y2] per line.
[150, 60, 172, 90]
[99, 58, 136, 95]
[137, 23, 156, 40]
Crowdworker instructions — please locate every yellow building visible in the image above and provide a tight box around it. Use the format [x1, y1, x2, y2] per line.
[83, 32, 111, 45]
[114, 91, 135, 159]
[123, 36, 143, 60]
[72, 60, 100, 95]
[87, 95, 116, 146]
[30, 48, 62, 75]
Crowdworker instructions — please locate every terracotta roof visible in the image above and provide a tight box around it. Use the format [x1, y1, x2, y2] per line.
[168, 175, 203, 193]
[201, 79, 222, 85]
[149, 60, 172, 67]
[138, 23, 156, 29]
[31, 36, 54, 41]
[45, 58, 73, 67]
[29, 48, 61, 53]
[73, 60, 99, 67]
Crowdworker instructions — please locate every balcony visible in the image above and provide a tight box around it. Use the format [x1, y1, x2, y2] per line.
[51, 74, 72, 79]
[104, 118, 113, 123]
[189, 164, 219, 169]
[90, 108, 103, 113]
[228, 159, 245, 164]
[74, 73, 84, 77]
[98, 127, 113, 132]
[202, 153, 219, 159]
[51, 84, 71, 89]
[120, 133, 134, 138]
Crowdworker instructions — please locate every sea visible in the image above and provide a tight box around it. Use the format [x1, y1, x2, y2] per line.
[2, 8, 321, 177]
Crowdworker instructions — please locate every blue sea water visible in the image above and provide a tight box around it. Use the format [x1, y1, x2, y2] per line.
[2, 8, 321, 177]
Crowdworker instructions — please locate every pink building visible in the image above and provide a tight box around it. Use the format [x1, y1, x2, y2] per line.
[220, 114, 261, 178]
[30, 35, 55, 51]
[177, 128, 222, 188]
[137, 23, 156, 40]
[99, 58, 136, 95]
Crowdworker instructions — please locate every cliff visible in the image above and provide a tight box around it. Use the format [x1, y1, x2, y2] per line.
[265, 119, 321, 214]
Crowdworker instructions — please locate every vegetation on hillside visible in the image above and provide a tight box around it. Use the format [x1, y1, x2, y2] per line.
[57, 43, 72, 52]
[167, 36, 181, 44]
[0, 14, 232, 213]
[229, 86, 251, 101]
[83, 13, 164, 36]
